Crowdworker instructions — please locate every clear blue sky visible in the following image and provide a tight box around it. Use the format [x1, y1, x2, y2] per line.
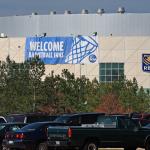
[0, 0, 150, 16]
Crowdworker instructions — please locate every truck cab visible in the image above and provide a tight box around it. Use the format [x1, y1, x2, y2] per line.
[47, 115, 147, 150]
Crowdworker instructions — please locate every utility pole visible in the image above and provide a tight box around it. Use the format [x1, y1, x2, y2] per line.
[33, 85, 36, 112]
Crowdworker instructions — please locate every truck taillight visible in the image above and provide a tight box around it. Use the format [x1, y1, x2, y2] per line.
[68, 128, 72, 138]
[16, 133, 24, 139]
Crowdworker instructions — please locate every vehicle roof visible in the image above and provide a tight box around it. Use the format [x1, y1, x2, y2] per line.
[131, 112, 150, 118]
[106, 114, 130, 118]
[60, 112, 105, 117]
[22, 121, 52, 125]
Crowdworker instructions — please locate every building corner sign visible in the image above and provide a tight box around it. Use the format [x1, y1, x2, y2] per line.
[142, 54, 150, 72]
[25, 36, 99, 64]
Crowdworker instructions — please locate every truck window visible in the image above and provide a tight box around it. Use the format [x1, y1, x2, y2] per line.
[97, 116, 117, 128]
[54, 115, 70, 123]
[81, 114, 98, 124]
[68, 116, 80, 126]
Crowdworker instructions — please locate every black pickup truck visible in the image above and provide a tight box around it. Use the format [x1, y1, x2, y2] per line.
[47, 115, 150, 150]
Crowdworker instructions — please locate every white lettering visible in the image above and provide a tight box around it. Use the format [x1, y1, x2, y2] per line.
[60, 42, 64, 51]
[36, 42, 41, 50]
[53, 42, 60, 51]
[54, 52, 64, 58]
[29, 41, 64, 52]
[144, 66, 150, 70]
[30, 42, 36, 51]
[48, 42, 52, 51]
[44, 42, 48, 51]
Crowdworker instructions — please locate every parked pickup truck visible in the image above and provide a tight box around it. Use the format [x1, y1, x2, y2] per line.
[47, 115, 150, 150]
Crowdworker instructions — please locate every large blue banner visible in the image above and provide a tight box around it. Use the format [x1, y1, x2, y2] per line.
[25, 36, 98, 64]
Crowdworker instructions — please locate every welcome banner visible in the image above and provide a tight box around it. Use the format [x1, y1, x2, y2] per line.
[25, 36, 98, 64]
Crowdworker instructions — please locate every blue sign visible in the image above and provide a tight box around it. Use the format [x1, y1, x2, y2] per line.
[25, 36, 98, 64]
[142, 54, 150, 72]
[89, 54, 97, 63]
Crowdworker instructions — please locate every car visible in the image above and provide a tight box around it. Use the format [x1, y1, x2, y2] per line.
[47, 115, 150, 150]
[5, 112, 58, 123]
[0, 122, 27, 150]
[0, 117, 7, 123]
[2, 112, 105, 150]
[131, 112, 150, 126]
[3, 122, 55, 150]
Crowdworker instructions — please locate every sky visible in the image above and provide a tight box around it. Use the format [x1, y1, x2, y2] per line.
[0, 0, 150, 16]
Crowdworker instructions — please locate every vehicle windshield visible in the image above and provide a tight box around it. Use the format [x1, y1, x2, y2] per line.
[6, 115, 25, 123]
[53, 115, 70, 123]
[21, 123, 45, 131]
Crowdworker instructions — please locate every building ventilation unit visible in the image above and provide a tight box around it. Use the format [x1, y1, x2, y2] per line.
[97, 8, 105, 14]
[64, 10, 72, 14]
[81, 9, 88, 14]
[0, 33, 7, 38]
[32, 12, 38, 15]
[50, 11, 56, 15]
[117, 7, 125, 13]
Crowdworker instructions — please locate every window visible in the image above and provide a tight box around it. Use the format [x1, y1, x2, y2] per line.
[9, 125, 21, 131]
[6, 115, 25, 123]
[99, 63, 124, 82]
[54, 115, 72, 123]
[68, 116, 80, 125]
[81, 114, 98, 124]
[97, 116, 117, 128]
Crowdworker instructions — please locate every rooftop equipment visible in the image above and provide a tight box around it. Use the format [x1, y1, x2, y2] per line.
[117, 7, 125, 13]
[81, 9, 88, 14]
[97, 8, 105, 14]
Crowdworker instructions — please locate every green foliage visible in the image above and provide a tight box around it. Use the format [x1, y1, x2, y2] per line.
[0, 56, 150, 115]
[0, 56, 45, 114]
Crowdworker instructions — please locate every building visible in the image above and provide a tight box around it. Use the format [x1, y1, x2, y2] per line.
[0, 8, 150, 89]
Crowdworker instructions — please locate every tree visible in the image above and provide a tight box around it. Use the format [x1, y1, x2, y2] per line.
[0, 56, 150, 115]
[95, 93, 126, 114]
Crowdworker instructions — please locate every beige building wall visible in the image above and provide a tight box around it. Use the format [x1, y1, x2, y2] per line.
[0, 37, 150, 89]
[99, 37, 150, 89]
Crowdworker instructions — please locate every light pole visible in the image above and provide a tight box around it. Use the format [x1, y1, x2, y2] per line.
[33, 85, 36, 112]
[80, 63, 84, 78]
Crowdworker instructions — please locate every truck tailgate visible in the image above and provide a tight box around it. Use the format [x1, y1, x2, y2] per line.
[48, 126, 69, 140]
